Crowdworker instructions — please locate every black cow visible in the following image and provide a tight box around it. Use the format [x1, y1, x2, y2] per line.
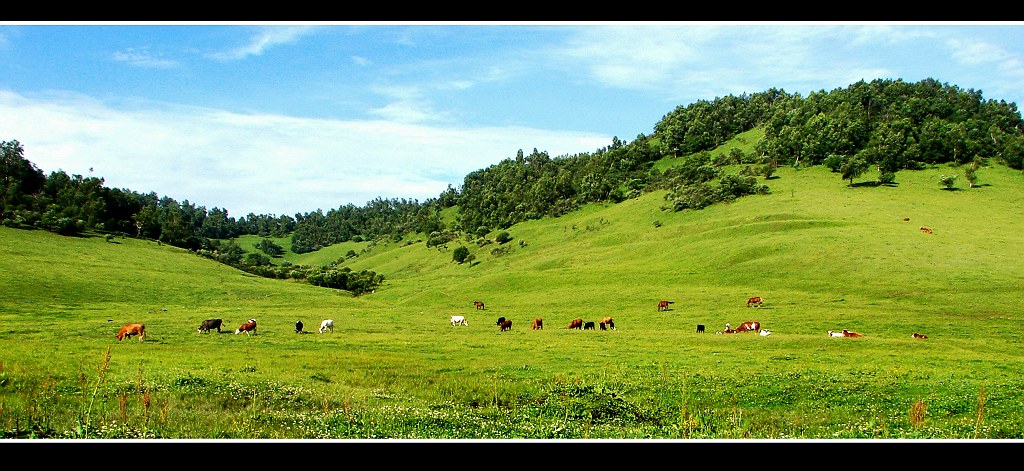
[295, 320, 304, 334]
[583, 321, 596, 330]
[697, 324, 705, 333]
[495, 317, 507, 326]
[197, 318, 223, 333]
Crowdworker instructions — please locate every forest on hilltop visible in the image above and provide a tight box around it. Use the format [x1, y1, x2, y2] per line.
[2, 77, 1022, 290]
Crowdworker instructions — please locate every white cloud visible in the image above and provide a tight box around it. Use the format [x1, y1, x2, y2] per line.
[112, 48, 178, 69]
[208, 26, 319, 61]
[0, 90, 610, 216]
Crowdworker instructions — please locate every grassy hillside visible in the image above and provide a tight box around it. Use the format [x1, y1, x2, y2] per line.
[2, 156, 1024, 439]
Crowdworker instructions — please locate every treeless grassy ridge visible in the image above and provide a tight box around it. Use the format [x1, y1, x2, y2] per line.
[2, 162, 1023, 439]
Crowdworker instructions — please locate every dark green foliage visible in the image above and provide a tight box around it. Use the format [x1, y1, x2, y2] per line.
[495, 231, 512, 244]
[255, 238, 285, 257]
[452, 246, 470, 264]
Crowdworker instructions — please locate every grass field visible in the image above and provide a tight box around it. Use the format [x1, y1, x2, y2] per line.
[2, 158, 1024, 439]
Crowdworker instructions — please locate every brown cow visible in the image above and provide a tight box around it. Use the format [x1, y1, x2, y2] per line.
[473, 301, 486, 310]
[920, 227, 933, 234]
[912, 333, 928, 339]
[235, 319, 258, 336]
[567, 318, 583, 329]
[599, 316, 615, 331]
[746, 296, 763, 307]
[116, 323, 146, 342]
[499, 319, 513, 332]
[657, 300, 674, 311]
[842, 329, 864, 338]
[734, 321, 760, 332]
[531, 318, 543, 330]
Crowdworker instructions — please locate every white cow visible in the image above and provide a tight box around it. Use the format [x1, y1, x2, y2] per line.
[319, 319, 334, 333]
[759, 329, 772, 336]
[450, 315, 468, 326]
[827, 330, 845, 337]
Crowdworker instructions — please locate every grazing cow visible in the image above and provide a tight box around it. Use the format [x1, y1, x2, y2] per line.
[567, 318, 584, 329]
[197, 318, 222, 334]
[319, 319, 335, 333]
[657, 300, 674, 311]
[495, 317, 507, 326]
[295, 320, 304, 334]
[583, 321, 596, 330]
[734, 321, 761, 333]
[746, 296, 763, 307]
[912, 332, 928, 339]
[473, 301, 486, 310]
[235, 319, 257, 336]
[450, 315, 468, 326]
[759, 329, 772, 336]
[116, 323, 146, 342]
[499, 319, 513, 331]
[532, 318, 543, 330]
[696, 324, 705, 333]
[599, 316, 615, 331]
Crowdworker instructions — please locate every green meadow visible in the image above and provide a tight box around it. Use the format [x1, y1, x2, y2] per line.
[2, 160, 1024, 439]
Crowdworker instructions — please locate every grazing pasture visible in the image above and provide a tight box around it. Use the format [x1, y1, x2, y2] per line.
[2, 163, 1024, 439]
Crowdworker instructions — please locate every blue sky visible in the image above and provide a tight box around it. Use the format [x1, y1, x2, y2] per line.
[1, 22, 1021, 217]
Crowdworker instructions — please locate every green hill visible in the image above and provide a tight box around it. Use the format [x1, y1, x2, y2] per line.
[2, 155, 1024, 438]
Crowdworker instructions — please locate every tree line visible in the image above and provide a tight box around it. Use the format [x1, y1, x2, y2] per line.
[2, 77, 1022, 271]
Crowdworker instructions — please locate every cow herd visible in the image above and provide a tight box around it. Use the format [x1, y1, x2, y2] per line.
[114, 317, 339, 342]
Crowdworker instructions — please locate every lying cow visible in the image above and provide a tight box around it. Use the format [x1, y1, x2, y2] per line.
[319, 319, 335, 333]
[734, 321, 760, 333]
[499, 319, 513, 332]
[450, 315, 468, 326]
[567, 318, 583, 329]
[236, 319, 257, 336]
[532, 318, 543, 330]
[599, 316, 615, 331]
[716, 328, 739, 334]
[116, 323, 146, 342]
[912, 332, 928, 339]
[197, 318, 222, 334]
[828, 329, 863, 338]
[759, 329, 772, 336]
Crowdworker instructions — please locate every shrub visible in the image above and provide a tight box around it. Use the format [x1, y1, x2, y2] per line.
[495, 231, 512, 244]
[452, 246, 470, 264]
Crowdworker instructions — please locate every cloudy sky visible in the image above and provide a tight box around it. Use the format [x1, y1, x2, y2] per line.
[0, 22, 1021, 217]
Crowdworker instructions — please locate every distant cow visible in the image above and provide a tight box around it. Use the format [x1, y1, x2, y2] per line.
[583, 321, 596, 330]
[567, 318, 584, 329]
[532, 318, 543, 330]
[746, 296, 763, 307]
[697, 324, 705, 333]
[734, 321, 760, 332]
[450, 315, 468, 326]
[473, 301, 486, 310]
[235, 319, 257, 336]
[295, 320, 304, 334]
[828, 329, 863, 338]
[827, 330, 845, 337]
[319, 319, 334, 333]
[716, 329, 739, 334]
[657, 300, 674, 311]
[912, 332, 928, 339]
[599, 316, 615, 331]
[116, 323, 146, 342]
[495, 317, 506, 326]
[759, 329, 772, 336]
[197, 318, 222, 334]
[499, 319, 513, 331]
[920, 226, 933, 234]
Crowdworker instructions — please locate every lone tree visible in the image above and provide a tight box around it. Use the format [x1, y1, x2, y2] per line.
[840, 157, 870, 186]
[452, 246, 470, 264]
[939, 174, 958, 190]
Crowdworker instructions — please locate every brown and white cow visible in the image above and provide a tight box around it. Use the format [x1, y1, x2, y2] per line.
[499, 319, 513, 332]
[716, 328, 739, 334]
[746, 296, 763, 307]
[116, 323, 146, 342]
[235, 319, 257, 336]
[734, 321, 760, 332]
[599, 316, 615, 331]
[531, 318, 543, 330]
[828, 329, 863, 338]
[197, 318, 222, 334]
[567, 318, 584, 329]
[912, 333, 928, 339]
